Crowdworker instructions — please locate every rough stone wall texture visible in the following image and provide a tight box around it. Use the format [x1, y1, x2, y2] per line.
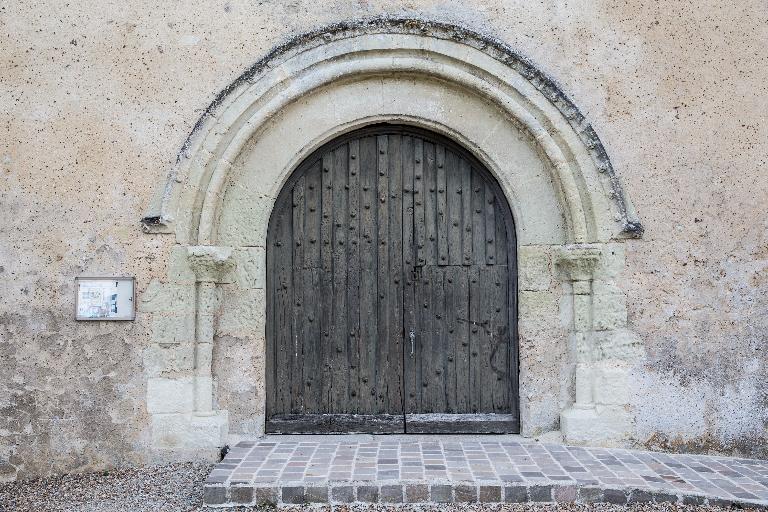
[1, 0, 767, 480]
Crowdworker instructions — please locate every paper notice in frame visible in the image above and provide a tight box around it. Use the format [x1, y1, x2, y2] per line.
[75, 277, 135, 321]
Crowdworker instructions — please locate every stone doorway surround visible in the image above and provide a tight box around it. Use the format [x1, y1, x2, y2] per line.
[140, 17, 644, 458]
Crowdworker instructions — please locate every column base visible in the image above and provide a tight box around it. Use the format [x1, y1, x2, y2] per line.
[560, 405, 630, 446]
[151, 410, 229, 451]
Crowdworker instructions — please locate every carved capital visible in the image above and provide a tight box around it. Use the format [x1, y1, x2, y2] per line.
[555, 244, 601, 282]
[187, 246, 237, 283]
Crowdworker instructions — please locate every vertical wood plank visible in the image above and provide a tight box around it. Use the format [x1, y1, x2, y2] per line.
[423, 142, 437, 266]
[316, 156, 333, 411]
[290, 174, 306, 413]
[446, 151, 462, 266]
[359, 136, 378, 414]
[430, 266, 447, 411]
[414, 138, 426, 267]
[495, 200, 508, 268]
[375, 135, 390, 413]
[271, 203, 293, 416]
[387, 134, 404, 415]
[331, 145, 349, 412]
[460, 159, 473, 266]
[471, 171, 485, 265]
[346, 139, 362, 414]
[489, 264, 509, 412]
[436, 145, 448, 265]
[304, 164, 321, 268]
[485, 183, 497, 265]
[468, 265, 481, 413]
[454, 265, 470, 412]
[401, 136, 416, 416]
[304, 164, 323, 411]
[478, 266, 494, 412]
[443, 266, 458, 414]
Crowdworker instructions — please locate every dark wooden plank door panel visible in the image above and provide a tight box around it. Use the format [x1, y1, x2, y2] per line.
[266, 124, 518, 434]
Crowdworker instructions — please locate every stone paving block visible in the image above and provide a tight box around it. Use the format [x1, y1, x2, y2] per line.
[380, 485, 403, 503]
[604, 488, 628, 505]
[529, 485, 553, 502]
[628, 489, 654, 503]
[203, 486, 227, 505]
[578, 486, 604, 503]
[203, 437, 768, 509]
[480, 485, 502, 502]
[405, 484, 430, 503]
[431, 484, 453, 503]
[281, 486, 306, 504]
[357, 485, 379, 503]
[306, 486, 328, 503]
[331, 485, 354, 503]
[682, 494, 705, 505]
[553, 485, 577, 502]
[455, 485, 478, 502]
[505, 485, 528, 503]
[229, 486, 253, 504]
[253, 487, 278, 505]
[653, 491, 678, 503]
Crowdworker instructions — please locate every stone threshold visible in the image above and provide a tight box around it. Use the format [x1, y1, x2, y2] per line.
[202, 435, 768, 508]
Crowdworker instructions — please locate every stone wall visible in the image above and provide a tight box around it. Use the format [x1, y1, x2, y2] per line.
[2, 0, 767, 481]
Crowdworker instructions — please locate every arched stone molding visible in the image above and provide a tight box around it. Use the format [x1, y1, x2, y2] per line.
[140, 17, 644, 454]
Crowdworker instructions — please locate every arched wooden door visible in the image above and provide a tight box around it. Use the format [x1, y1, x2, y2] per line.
[266, 124, 518, 433]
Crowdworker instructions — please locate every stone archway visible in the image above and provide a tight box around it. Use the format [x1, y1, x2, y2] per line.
[140, 17, 644, 455]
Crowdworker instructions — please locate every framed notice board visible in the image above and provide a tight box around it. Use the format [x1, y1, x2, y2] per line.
[75, 277, 135, 321]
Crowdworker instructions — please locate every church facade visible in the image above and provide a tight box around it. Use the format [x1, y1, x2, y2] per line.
[1, 3, 766, 481]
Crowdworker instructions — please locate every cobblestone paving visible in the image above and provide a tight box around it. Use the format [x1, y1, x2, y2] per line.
[203, 435, 768, 508]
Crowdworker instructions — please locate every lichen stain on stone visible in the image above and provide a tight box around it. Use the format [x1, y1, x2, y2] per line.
[640, 431, 768, 461]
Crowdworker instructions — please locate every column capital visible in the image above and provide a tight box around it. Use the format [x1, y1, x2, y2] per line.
[187, 246, 237, 283]
[555, 244, 602, 282]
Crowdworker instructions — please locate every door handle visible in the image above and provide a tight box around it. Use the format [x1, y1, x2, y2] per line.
[408, 328, 416, 355]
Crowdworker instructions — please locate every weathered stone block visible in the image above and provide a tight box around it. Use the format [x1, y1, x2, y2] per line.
[150, 313, 195, 344]
[592, 282, 627, 331]
[139, 281, 195, 313]
[146, 377, 195, 413]
[519, 245, 552, 291]
[168, 245, 196, 284]
[518, 290, 561, 335]
[234, 246, 266, 289]
[592, 363, 630, 405]
[143, 343, 195, 376]
[150, 411, 228, 449]
[593, 329, 644, 361]
[217, 287, 266, 337]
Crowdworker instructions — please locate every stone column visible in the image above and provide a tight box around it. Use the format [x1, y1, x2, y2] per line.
[187, 246, 236, 416]
[555, 245, 602, 441]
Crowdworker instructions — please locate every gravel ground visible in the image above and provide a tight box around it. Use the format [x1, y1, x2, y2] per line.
[0, 462, 756, 512]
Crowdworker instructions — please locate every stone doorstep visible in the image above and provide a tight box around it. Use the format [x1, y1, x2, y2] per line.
[202, 482, 768, 508]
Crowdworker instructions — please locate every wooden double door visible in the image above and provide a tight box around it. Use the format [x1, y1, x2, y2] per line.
[266, 125, 518, 433]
